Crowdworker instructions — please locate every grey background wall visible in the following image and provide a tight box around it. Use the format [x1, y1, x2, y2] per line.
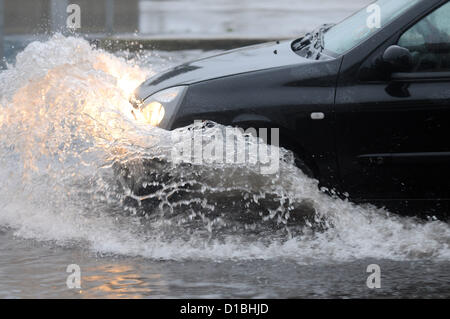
[1, 0, 370, 36]
[0, 0, 371, 63]
[2, 0, 139, 35]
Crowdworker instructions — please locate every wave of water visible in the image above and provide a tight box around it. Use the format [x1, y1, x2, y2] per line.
[0, 35, 449, 263]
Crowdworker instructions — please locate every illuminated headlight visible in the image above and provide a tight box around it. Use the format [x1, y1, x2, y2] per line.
[136, 86, 187, 127]
[141, 101, 165, 126]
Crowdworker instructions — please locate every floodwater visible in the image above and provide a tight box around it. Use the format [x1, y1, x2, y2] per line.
[0, 35, 449, 299]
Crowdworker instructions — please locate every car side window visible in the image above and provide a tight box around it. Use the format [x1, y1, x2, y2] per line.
[398, 2, 450, 72]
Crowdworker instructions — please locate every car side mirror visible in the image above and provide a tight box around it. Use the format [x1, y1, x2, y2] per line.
[382, 45, 413, 73]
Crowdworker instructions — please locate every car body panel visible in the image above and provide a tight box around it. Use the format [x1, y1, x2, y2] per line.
[136, 41, 315, 101]
[172, 57, 342, 187]
[134, 0, 450, 215]
[334, 0, 450, 201]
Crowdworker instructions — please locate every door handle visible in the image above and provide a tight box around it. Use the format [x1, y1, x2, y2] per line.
[311, 112, 325, 120]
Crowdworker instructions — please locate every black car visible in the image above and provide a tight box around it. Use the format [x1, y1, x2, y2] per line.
[133, 0, 450, 216]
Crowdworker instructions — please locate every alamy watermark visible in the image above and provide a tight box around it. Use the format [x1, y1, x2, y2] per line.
[171, 121, 280, 175]
[66, 4, 81, 30]
[366, 264, 381, 289]
[366, 4, 381, 29]
[66, 264, 81, 289]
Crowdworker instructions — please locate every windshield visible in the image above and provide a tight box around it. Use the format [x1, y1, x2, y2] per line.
[323, 0, 422, 55]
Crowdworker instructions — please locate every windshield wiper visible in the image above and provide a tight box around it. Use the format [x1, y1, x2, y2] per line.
[293, 23, 334, 59]
[292, 32, 313, 51]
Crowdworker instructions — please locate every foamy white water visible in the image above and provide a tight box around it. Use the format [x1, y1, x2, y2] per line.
[0, 35, 449, 271]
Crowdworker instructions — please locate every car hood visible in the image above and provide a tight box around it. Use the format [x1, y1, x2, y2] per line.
[136, 40, 314, 101]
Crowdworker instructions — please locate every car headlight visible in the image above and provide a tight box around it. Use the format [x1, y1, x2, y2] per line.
[135, 86, 187, 127]
[141, 101, 165, 126]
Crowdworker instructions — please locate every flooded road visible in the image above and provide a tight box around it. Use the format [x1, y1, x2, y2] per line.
[0, 36, 449, 298]
[1, 228, 449, 298]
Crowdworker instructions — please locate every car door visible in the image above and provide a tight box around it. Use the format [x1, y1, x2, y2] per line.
[335, 1, 450, 201]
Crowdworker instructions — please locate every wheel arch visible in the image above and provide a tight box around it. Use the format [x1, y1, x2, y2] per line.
[231, 115, 320, 179]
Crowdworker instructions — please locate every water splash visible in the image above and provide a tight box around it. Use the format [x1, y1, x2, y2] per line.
[0, 35, 449, 263]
